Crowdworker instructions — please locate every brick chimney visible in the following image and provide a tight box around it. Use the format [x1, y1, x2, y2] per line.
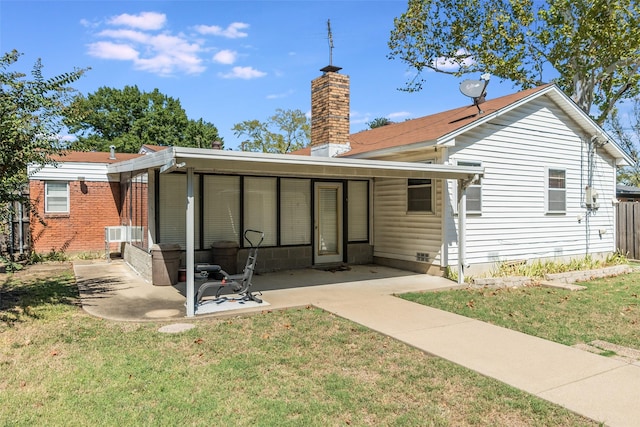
[310, 65, 350, 157]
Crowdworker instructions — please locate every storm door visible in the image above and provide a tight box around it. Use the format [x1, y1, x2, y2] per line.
[314, 182, 343, 264]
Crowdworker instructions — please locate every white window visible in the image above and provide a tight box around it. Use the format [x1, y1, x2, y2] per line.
[244, 177, 277, 246]
[407, 178, 433, 213]
[547, 168, 566, 213]
[457, 161, 482, 213]
[280, 179, 311, 245]
[45, 181, 69, 213]
[348, 181, 368, 241]
[203, 175, 240, 246]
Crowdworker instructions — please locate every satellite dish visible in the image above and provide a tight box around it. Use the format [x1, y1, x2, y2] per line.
[459, 74, 490, 114]
[459, 79, 485, 98]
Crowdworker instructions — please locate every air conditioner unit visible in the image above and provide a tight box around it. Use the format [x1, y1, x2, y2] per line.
[105, 226, 127, 243]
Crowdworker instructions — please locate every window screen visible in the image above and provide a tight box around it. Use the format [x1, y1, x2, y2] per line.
[203, 175, 240, 246]
[244, 177, 277, 246]
[348, 181, 368, 241]
[280, 178, 311, 245]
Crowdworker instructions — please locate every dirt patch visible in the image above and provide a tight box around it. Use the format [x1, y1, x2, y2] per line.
[1, 262, 73, 282]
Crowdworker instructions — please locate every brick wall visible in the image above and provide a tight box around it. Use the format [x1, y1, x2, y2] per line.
[311, 71, 350, 147]
[30, 180, 121, 254]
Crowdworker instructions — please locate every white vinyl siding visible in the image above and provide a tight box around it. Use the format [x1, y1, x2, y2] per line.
[443, 97, 617, 269]
[159, 174, 200, 248]
[203, 175, 240, 246]
[374, 177, 443, 264]
[244, 177, 277, 246]
[348, 180, 368, 241]
[280, 178, 311, 245]
[547, 168, 566, 213]
[45, 181, 69, 213]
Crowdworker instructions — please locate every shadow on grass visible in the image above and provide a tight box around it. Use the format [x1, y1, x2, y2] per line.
[0, 272, 79, 326]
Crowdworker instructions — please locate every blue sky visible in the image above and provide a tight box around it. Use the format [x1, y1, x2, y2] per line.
[2, 0, 524, 150]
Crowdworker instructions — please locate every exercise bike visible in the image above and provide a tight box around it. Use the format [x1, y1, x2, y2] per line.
[194, 229, 264, 306]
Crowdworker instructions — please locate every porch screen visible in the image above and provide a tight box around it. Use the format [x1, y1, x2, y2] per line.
[280, 178, 311, 245]
[244, 177, 277, 246]
[203, 175, 240, 246]
[159, 173, 200, 248]
[348, 181, 368, 241]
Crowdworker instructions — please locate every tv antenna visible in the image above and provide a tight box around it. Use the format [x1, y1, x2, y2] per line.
[459, 73, 491, 114]
[327, 19, 334, 66]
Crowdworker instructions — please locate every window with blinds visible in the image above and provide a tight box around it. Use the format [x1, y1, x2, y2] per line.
[203, 175, 240, 246]
[244, 177, 277, 246]
[280, 178, 311, 245]
[348, 181, 368, 241]
[547, 168, 566, 213]
[45, 181, 69, 213]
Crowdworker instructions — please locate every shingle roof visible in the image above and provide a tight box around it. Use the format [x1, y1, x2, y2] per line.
[346, 84, 554, 157]
[51, 151, 142, 163]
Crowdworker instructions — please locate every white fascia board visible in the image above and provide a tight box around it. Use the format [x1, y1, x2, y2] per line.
[345, 140, 437, 159]
[107, 147, 175, 174]
[108, 146, 483, 181]
[28, 162, 111, 181]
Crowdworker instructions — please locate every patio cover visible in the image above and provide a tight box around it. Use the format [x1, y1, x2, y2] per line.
[108, 147, 484, 316]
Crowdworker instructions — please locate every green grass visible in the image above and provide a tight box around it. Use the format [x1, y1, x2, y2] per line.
[402, 270, 640, 349]
[0, 266, 596, 426]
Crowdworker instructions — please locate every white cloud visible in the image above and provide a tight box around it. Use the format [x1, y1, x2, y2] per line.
[219, 66, 266, 79]
[87, 41, 139, 60]
[195, 22, 249, 38]
[108, 12, 167, 30]
[388, 111, 411, 120]
[213, 49, 237, 65]
[266, 89, 294, 99]
[432, 49, 476, 72]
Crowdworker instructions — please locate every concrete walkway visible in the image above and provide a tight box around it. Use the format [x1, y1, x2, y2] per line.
[73, 260, 640, 426]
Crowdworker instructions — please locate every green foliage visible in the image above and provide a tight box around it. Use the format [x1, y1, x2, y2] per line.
[65, 85, 221, 153]
[366, 117, 394, 129]
[388, 0, 640, 124]
[608, 95, 640, 185]
[492, 253, 628, 278]
[0, 50, 87, 227]
[29, 248, 69, 263]
[233, 108, 309, 153]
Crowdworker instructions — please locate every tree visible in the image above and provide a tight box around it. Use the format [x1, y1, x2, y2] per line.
[65, 86, 221, 153]
[367, 117, 394, 129]
[388, 0, 640, 125]
[608, 96, 640, 185]
[233, 109, 309, 153]
[1, 50, 87, 227]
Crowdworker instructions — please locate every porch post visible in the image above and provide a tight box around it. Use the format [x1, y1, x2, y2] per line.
[185, 167, 195, 317]
[458, 180, 467, 285]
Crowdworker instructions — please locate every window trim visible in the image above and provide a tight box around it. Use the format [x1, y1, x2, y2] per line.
[546, 167, 567, 214]
[406, 160, 435, 214]
[454, 160, 482, 215]
[44, 181, 69, 214]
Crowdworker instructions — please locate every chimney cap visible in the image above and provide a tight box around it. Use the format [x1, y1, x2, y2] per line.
[320, 65, 342, 73]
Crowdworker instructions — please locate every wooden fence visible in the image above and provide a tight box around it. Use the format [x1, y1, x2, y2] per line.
[616, 202, 640, 260]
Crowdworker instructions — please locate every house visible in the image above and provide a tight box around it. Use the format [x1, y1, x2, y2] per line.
[617, 185, 640, 202]
[27, 64, 631, 317]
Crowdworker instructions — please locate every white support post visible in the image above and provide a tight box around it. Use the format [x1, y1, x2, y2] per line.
[185, 167, 195, 317]
[458, 180, 467, 285]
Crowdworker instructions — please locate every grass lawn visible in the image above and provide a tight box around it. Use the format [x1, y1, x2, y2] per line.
[402, 270, 640, 350]
[0, 264, 597, 426]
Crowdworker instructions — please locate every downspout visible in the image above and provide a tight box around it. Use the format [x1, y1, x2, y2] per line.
[185, 167, 195, 317]
[458, 180, 467, 284]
